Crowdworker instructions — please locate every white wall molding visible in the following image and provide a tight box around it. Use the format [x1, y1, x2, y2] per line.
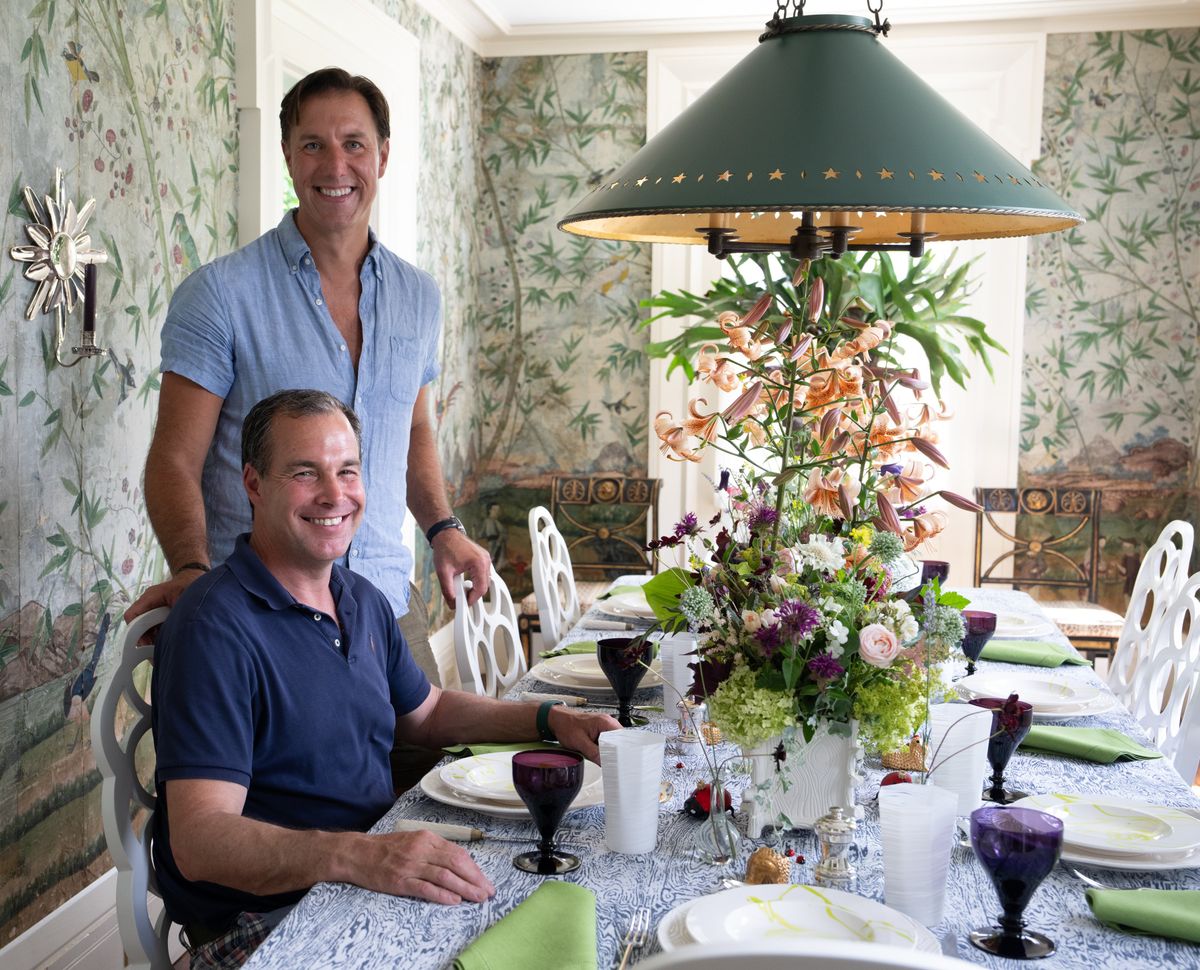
[417, 0, 1199, 56]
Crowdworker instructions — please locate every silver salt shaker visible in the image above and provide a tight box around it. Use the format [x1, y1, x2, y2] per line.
[813, 806, 857, 889]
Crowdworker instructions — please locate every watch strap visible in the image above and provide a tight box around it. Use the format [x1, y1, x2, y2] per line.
[425, 516, 465, 545]
[536, 700, 565, 742]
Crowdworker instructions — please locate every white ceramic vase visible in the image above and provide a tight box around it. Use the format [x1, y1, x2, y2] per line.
[741, 720, 860, 834]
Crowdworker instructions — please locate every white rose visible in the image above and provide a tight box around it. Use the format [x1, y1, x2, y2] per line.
[742, 609, 762, 633]
[859, 623, 901, 668]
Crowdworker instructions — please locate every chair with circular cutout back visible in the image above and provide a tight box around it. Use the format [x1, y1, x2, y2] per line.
[1126, 572, 1200, 782]
[453, 568, 526, 697]
[90, 606, 174, 970]
[1107, 519, 1194, 706]
[528, 506, 583, 649]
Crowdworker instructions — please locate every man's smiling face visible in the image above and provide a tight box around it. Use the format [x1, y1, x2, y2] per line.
[244, 410, 365, 573]
[283, 89, 389, 243]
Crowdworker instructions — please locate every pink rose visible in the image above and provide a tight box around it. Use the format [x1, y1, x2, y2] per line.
[858, 623, 900, 668]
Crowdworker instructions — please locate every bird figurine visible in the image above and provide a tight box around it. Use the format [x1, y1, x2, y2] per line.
[62, 41, 100, 84]
[63, 612, 110, 747]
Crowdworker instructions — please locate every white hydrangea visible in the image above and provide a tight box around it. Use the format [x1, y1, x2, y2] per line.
[794, 535, 846, 573]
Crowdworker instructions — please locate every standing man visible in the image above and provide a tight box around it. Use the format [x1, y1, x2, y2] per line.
[126, 68, 489, 652]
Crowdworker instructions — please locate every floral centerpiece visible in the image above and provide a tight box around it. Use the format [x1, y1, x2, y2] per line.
[641, 255, 980, 829]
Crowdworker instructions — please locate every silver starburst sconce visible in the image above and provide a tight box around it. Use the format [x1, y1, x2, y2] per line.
[10, 167, 109, 366]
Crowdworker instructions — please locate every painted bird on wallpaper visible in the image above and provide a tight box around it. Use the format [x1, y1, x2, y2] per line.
[602, 392, 634, 415]
[63, 612, 110, 747]
[61, 41, 100, 84]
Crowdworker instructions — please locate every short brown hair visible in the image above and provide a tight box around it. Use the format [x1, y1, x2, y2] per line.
[279, 68, 390, 143]
[242, 389, 362, 475]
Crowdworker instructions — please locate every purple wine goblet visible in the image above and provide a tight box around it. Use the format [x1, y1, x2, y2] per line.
[511, 749, 585, 874]
[969, 806, 1063, 959]
[597, 636, 655, 727]
[961, 610, 997, 676]
[969, 695, 1034, 804]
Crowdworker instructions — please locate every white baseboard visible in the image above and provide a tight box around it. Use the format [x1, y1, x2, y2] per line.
[1, 868, 184, 970]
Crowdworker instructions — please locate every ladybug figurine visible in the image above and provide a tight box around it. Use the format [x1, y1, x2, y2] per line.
[683, 780, 734, 819]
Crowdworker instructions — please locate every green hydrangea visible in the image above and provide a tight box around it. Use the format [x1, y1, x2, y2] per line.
[852, 671, 931, 753]
[706, 665, 797, 747]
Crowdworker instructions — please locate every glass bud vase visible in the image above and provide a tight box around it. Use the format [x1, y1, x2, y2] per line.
[693, 774, 740, 865]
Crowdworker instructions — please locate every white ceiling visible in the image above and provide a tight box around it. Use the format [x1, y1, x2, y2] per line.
[423, 0, 1200, 53]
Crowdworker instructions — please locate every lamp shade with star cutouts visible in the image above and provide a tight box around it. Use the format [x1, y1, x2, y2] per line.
[558, 13, 1081, 260]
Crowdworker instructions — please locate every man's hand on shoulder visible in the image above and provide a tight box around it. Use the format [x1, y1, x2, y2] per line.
[431, 529, 492, 607]
[547, 706, 622, 764]
[350, 828, 495, 905]
[124, 570, 206, 639]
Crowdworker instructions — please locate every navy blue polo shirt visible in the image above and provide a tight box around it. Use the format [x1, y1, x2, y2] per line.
[150, 535, 431, 928]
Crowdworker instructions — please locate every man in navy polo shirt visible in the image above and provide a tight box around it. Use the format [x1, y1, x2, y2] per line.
[151, 389, 618, 968]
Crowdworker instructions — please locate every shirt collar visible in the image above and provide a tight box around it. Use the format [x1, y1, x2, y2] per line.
[277, 209, 382, 280]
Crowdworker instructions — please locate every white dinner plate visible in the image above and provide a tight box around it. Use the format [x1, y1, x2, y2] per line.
[993, 612, 1058, 639]
[598, 590, 657, 620]
[658, 889, 939, 954]
[684, 884, 924, 948]
[439, 752, 522, 804]
[955, 673, 1117, 720]
[419, 761, 602, 819]
[1014, 794, 1200, 857]
[529, 659, 664, 692]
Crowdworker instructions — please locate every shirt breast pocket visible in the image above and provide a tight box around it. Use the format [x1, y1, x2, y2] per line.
[388, 335, 421, 404]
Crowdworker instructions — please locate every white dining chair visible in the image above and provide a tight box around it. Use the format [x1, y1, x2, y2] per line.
[1126, 572, 1200, 781]
[528, 505, 583, 648]
[453, 568, 527, 697]
[90, 606, 174, 970]
[636, 940, 978, 970]
[1108, 519, 1194, 706]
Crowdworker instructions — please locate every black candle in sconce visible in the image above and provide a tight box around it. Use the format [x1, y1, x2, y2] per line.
[83, 263, 97, 334]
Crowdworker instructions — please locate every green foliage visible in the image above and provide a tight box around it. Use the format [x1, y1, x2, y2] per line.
[641, 250, 999, 398]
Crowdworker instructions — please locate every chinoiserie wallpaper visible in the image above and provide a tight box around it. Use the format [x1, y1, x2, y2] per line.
[1023, 28, 1200, 611]
[459, 53, 650, 604]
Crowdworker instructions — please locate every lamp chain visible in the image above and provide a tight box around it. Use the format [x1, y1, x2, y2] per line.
[866, 0, 891, 35]
[774, 1, 804, 17]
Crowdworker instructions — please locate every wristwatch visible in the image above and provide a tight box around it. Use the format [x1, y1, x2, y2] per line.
[425, 516, 466, 545]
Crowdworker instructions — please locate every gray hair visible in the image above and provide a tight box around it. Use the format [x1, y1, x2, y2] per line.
[241, 389, 362, 475]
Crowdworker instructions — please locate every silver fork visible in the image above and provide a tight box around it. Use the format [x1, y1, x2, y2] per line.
[616, 906, 651, 970]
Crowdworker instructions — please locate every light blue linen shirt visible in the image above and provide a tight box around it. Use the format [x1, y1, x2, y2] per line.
[160, 211, 441, 614]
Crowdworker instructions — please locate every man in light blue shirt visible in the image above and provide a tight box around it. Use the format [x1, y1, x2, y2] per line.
[127, 68, 490, 654]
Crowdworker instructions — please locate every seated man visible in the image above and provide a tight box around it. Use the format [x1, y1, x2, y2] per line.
[151, 389, 619, 969]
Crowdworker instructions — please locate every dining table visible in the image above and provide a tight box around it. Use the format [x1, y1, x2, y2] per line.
[242, 584, 1200, 969]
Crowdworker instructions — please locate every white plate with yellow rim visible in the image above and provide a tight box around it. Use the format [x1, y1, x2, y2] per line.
[420, 760, 602, 819]
[682, 884, 932, 949]
[659, 887, 939, 954]
[597, 590, 657, 620]
[993, 612, 1058, 639]
[955, 673, 1117, 720]
[529, 658, 663, 691]
[1014, 793, 1200, 856]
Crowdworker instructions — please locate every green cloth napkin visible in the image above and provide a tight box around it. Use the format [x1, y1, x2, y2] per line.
[453, 881, 597, 970]
[1020, 726, 1163, 764]
[539, 640, 599, 659]
[979, 639, 1090, 667]
[600, 584, 644, 600]
[1086, 888, 1200, 943]
[442, 742, 558, 757]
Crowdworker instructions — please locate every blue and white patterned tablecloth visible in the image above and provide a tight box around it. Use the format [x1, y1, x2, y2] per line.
[244, 587, 1200, 969]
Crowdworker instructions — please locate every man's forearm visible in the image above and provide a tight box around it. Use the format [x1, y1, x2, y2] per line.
[144, 450, 211, 571]
[173, 807, 362, 897]
[405, 688, 538, 750]
[406, 420, 453, 533]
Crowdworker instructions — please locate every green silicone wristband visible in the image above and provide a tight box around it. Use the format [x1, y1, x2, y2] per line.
[536, 700, 564, 742]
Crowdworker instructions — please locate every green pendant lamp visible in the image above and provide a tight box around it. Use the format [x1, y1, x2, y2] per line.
[558, 2, 1081, 259]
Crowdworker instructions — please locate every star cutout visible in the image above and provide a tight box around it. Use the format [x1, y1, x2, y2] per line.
[697, 174, 704, 182]
[823, 167, 839, 180]
[717, 170, 732, 182]
[877, 167, 894, 180]
[672, 172, 686, 184]
[974, 171, 987, 183]
[746, 172, 753, 181]
[908, 170, 916, 180]
[955, 173, 964, 181]
[768, 169, 784, 181]
[1009, 174, 1020, 184]
[635, 176, 648, 187]
[929, 169, 945, 182]
[855, 169, 863, 179]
